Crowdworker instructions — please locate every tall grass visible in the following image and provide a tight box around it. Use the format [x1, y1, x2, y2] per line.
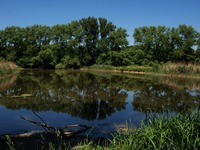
[88, 64, 114, 70]
[119, 65, 153, 72]
[0, 61, 18, 75]
[77, 110, 200, 150]
[87, 65, 153, 72]
[159, 62, 200, 75]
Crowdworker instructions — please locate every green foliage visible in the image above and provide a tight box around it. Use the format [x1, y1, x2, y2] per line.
[76, 110, 200, 150]
[55, 63, 64, 69]
[31, 48, 55, 68]
[61, 55, 81, 69]
[96, 46, 152, 66]
[133, 25, 199, 63]
[1, 20, 199, 68]
[0, 17, 129, 68]
[6, 135, 15, 150]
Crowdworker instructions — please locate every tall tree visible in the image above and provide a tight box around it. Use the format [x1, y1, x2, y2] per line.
[108, 27, 129, 51]
[177, 24, 198, 61]
[80, 17, 99, 65]
[98, 17, 116, 54]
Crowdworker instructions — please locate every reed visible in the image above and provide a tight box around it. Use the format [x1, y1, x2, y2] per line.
[0, 61, 18, 75]
[119, 65, 153, 72]
[159, 62, 200, 75]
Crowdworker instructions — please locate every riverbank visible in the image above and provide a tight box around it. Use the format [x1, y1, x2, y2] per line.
[81, 63, 200, 79]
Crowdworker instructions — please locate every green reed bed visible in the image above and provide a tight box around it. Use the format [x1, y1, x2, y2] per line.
[118, 65, 153, 72]
[77, 110, 200, 150]
[0, 61, 18, 75]
[88, 65, 153, 73]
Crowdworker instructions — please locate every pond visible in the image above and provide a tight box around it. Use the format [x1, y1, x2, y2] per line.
[0, 70, 200, 135]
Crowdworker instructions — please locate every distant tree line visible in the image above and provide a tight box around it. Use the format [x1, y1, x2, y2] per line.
[0, 17, 200, 68]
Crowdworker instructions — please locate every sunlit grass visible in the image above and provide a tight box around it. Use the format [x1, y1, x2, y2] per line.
[118, 65, 153, 72]
[76, 110, 200, 150]
[88, 64, 153, 72]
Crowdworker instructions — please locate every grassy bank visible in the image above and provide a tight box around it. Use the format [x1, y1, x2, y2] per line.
[159, 62, 200, 76]
[3, 110, 200, 149]
[87, 64, 154, 72]
[0, 61, 18, 76]
[85, 63, 200, 77]
[76, 110, 200, 150]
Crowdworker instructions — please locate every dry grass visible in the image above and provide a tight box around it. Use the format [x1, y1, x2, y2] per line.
[159, 62, 200, 75]
[0, 61, 18, 75]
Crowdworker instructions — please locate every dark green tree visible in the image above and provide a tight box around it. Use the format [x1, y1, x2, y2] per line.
[80, 17, 99, 66]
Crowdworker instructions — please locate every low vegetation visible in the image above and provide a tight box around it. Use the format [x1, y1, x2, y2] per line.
[86, 63, 200, 77]
[159, 62, 200, 76]
[0, 61, 18, 75]
[76, 110, 200, 150]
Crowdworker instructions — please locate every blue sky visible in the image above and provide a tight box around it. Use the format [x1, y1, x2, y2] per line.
[0, 0, 199, 45]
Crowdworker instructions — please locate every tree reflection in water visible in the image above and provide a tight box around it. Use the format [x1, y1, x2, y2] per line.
[133, 77, 200, 113]
[0, 70, 200, 121]
[0, 70, 127, 120]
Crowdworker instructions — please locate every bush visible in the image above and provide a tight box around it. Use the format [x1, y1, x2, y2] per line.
[55, 63, 64, 69]
[31, 48, 55, 68]
[61, 55, 81, 69]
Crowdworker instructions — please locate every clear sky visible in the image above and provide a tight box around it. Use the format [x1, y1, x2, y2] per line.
[0, 0, 199, 45]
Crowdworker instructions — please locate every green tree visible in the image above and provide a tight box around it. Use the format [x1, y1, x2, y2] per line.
[176, 24, 198, 61]
[98, 17, 116, 54]
[133, 25, 199, 63]
[109, 27, 129, 51]
[80, 17, 99, 66]
[31, 47, 55, 68]
[51, 24, 70, 63]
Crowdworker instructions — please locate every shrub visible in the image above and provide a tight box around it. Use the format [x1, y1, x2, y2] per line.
[61, 55, 81, 69]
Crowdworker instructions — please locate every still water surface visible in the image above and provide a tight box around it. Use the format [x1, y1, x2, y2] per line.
[0, 70, 200, 134]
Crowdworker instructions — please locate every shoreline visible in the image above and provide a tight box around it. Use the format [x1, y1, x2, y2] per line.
[80, 68, 200, 80]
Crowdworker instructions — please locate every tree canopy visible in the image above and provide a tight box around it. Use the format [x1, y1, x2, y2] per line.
[0, 17, 200, 68]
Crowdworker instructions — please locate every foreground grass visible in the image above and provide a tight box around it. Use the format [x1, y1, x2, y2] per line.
[0, 61, 18, 75]
[76, 110, 200, 150]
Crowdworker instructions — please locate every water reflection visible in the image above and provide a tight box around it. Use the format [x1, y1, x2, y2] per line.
[133, 83, 200, 113]
[0, 70, 200, 121]
[0, 71, 128, 120]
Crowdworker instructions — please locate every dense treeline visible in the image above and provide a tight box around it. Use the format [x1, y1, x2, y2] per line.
[0, 17, 128, 68]
[0, 17, 200, 68]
